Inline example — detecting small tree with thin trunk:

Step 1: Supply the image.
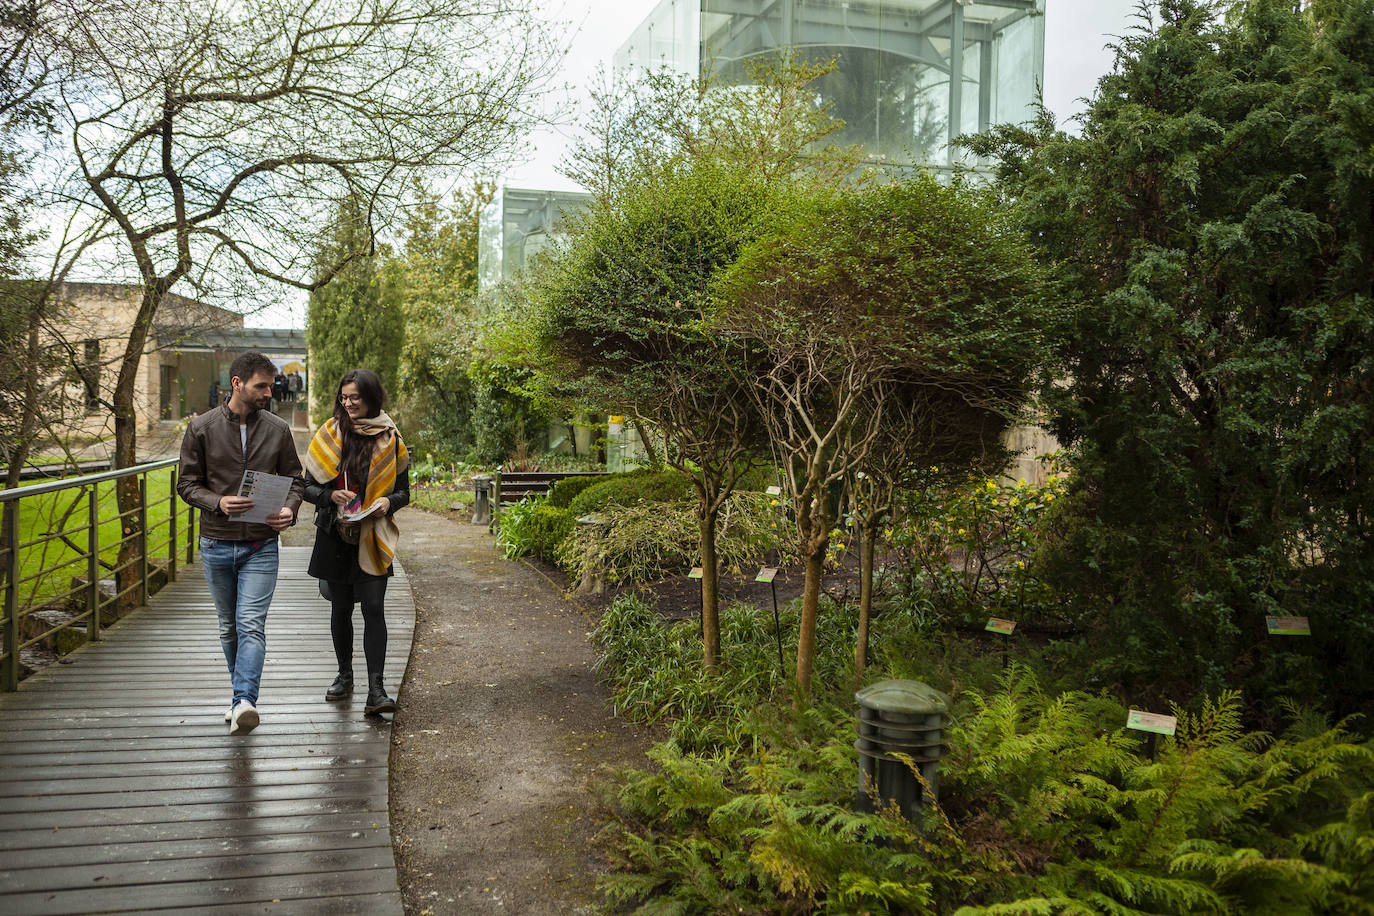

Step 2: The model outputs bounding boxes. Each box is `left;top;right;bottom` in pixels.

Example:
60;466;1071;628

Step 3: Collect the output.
532;158;771;673
846;382;1014;685
713;176;1047;697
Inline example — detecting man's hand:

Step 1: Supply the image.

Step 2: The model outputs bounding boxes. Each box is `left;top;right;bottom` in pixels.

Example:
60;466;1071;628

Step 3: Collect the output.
265;506;295;531
219;495;254;517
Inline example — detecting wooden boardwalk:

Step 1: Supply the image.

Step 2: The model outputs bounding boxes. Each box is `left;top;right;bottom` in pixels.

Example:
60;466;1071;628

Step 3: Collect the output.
0;547;414;915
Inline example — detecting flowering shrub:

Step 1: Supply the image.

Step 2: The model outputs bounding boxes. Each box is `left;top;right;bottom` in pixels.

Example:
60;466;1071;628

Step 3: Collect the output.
888;468;1070;628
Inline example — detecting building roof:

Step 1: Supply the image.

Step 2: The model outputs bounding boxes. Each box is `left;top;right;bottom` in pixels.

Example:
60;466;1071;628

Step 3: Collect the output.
158;326;306;357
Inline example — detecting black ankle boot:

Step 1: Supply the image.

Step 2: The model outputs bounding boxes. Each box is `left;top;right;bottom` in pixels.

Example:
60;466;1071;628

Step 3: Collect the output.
364;673;397;715
325;670;353;701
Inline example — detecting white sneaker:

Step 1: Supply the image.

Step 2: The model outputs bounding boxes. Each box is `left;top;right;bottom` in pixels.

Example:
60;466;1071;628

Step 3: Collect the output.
229;701;259;735
224;705;233;723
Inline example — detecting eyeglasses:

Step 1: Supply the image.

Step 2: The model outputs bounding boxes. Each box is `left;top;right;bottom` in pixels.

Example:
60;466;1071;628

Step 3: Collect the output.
339;394;363;405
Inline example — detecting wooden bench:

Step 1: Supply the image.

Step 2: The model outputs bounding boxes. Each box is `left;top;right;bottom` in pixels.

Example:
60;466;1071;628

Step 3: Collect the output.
472;469;608;528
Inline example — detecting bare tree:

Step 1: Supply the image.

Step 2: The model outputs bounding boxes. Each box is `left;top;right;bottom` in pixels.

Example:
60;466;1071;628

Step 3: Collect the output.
41;0;559;473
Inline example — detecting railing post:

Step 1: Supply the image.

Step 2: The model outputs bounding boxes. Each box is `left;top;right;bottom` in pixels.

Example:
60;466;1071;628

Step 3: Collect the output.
168;466;178;582
3;502;18;691
186;500;195;567
138;474;148;607
88;483;100;643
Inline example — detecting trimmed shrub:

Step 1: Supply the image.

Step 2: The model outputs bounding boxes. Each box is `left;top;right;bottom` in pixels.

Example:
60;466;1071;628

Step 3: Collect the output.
495;499;575;561
558;491;791;586
548;473;610;509
566;468;695;517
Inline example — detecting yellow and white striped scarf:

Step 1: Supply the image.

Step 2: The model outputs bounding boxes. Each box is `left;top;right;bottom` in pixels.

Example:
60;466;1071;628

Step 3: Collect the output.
305;412;409;575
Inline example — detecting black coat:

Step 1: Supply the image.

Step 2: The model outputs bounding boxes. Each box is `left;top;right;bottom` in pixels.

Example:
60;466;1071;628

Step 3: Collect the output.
302;459;410;583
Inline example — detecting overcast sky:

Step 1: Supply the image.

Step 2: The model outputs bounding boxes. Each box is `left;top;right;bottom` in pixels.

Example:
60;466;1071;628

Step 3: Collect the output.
254;0;1139;327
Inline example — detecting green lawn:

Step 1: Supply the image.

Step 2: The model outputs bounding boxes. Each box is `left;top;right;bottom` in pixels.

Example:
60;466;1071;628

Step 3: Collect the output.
6;467;190;611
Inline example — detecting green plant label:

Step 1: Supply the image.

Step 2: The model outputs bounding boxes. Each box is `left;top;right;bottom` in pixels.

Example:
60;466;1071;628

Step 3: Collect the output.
1266;616;1310;636
688;567;703;579
755;567;778;583
765;485;782;496
1126;709;1177;736
985;617;1016;635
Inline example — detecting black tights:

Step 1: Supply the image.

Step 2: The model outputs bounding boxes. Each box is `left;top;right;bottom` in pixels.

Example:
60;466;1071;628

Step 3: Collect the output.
329;578;388;677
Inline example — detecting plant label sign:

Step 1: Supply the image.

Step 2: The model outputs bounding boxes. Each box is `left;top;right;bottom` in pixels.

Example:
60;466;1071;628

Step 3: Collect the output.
1266;616;1311;636
755;567;778;583
1126;709;1177;736
688;567;703;579
765;485;782;496
985;617;1016;635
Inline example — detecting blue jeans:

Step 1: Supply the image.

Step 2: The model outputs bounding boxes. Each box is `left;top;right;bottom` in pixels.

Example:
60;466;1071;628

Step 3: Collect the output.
199;536;279;706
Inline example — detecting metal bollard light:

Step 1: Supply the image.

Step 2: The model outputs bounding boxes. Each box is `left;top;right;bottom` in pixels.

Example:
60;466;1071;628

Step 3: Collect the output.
470;474;492;526
855;679;949;821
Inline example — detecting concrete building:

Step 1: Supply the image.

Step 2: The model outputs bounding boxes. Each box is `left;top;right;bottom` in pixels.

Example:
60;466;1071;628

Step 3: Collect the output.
49;283;307;440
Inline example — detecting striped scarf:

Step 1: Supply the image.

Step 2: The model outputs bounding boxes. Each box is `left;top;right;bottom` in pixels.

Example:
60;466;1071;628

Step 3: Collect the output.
305;412;409;575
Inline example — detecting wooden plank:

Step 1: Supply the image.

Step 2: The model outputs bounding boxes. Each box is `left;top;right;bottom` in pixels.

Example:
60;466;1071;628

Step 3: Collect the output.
0;546;411;914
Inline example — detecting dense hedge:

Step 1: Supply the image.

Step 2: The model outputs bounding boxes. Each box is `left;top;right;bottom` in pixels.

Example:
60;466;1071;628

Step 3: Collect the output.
548;474;610;509
566;469;696;517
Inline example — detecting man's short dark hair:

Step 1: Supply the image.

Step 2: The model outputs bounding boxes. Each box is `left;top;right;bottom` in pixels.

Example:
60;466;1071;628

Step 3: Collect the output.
229;351;277;384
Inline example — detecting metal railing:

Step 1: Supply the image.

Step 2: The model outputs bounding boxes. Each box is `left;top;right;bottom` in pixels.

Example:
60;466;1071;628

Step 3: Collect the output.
0;458;197;690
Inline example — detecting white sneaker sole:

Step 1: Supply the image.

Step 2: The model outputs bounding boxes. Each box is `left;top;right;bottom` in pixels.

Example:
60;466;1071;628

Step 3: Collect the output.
229;705;259;735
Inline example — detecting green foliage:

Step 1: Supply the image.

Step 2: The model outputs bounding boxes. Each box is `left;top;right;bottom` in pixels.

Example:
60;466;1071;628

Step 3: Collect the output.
390;181;488;461
593;600;1374;916
591;593;855;752
565;469;695;517
494;499;574;562
947;669;1374;916
560;492;791;589
965;0;1374;711
888;471;1071;630
305;197;403;422
548;473;609;509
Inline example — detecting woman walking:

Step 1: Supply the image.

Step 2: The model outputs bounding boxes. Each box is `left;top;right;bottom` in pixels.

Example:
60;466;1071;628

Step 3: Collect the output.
303;368;410;715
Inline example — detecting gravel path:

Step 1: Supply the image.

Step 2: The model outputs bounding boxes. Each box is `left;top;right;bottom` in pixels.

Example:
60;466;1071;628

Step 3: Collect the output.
384;509;652;915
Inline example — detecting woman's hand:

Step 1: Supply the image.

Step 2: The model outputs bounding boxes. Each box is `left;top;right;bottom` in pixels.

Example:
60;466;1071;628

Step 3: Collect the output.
371;497;391;516
331;488;357;507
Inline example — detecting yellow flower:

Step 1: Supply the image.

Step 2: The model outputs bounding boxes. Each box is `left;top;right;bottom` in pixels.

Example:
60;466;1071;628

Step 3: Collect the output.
957;528;966;536
770;499;778;506
771;522;777;528
834;543;846;551
985;480;996;491
929;465;938;473
1010;497;1019;507
1046;494;1055;502
1017;560;1026;569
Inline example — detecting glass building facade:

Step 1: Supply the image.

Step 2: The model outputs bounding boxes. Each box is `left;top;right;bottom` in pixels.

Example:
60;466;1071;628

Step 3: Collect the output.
614;0;1046;169
477;186;592;290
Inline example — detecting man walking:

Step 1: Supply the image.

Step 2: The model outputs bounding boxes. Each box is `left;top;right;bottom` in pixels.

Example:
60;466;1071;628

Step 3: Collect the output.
178;352;303;734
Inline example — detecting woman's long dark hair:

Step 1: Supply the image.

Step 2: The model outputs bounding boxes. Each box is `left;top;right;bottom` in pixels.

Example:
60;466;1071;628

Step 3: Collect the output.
332;368;385;490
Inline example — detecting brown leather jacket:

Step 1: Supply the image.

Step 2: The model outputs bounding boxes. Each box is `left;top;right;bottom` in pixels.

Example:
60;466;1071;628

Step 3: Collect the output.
177;404;305;541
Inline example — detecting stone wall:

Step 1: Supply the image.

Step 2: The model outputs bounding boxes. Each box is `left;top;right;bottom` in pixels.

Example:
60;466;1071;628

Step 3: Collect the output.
51;283;242;436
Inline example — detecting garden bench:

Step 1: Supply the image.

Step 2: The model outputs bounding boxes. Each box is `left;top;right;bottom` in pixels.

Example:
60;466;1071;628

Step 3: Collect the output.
471;468;608;529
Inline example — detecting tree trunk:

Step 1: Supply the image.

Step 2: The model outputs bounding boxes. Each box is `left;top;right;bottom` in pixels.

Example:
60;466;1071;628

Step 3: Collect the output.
634;421;659;467
111;283;163;614
6;301;46;490
794;485;829;698
796;538;825;698
699;509;721;675
854;517;878;687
